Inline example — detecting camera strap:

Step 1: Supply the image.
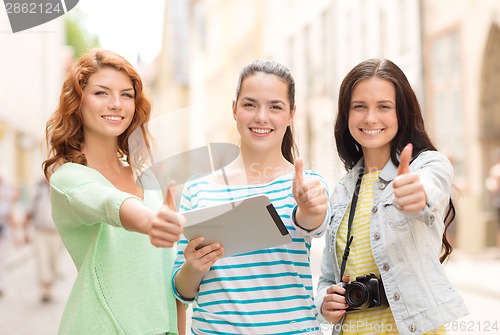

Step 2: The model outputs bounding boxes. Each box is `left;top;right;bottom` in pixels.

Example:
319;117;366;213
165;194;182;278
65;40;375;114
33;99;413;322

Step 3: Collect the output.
339;171;364;281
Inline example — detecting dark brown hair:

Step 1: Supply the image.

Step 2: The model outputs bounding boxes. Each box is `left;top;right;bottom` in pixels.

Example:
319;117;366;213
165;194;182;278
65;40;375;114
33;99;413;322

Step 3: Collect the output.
235;60;298;163
335;58;455;262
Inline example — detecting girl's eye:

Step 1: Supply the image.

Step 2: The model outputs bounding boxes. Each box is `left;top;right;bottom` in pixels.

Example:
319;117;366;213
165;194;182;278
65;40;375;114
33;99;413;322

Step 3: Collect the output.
95;91;107;96
122;93;134;98
270;105;283;110
243;103;255;108
379;105;392;110
353;104;366;110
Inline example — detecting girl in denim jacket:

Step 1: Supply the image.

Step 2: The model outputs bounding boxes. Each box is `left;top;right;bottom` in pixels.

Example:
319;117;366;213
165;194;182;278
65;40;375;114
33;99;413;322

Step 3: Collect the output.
316;59;468;335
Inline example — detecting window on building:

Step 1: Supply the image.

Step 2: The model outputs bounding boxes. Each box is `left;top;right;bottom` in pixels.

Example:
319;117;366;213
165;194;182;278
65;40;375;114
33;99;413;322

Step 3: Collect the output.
192;0;207;51
430;30;464;177
481;23;500;139
399;0;411;54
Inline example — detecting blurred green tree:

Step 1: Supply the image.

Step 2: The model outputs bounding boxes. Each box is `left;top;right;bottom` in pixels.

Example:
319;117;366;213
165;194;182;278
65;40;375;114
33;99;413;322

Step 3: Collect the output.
64;10;100;58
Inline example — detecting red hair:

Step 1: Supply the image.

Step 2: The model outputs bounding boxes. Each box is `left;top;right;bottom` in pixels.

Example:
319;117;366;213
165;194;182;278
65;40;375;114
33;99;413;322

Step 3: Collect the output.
43;49;152;180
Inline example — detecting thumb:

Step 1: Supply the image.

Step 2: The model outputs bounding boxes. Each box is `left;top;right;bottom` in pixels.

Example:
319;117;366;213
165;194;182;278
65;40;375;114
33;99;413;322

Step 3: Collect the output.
398;143;413;175
164;180;177;209
294;157;304;182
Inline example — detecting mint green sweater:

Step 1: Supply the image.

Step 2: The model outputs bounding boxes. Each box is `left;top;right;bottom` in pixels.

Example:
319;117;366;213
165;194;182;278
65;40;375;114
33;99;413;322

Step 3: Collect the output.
50;163;178;335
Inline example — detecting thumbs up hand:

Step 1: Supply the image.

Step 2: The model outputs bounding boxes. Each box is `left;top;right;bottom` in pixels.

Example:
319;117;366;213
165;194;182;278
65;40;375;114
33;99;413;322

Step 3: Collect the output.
292;158;328;230
149;182;185;247
393;144;427;213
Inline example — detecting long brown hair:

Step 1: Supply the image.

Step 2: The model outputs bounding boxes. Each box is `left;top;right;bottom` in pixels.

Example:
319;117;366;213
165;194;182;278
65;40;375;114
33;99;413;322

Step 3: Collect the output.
335;58;455;262
43;49;152;180
234;60;298;163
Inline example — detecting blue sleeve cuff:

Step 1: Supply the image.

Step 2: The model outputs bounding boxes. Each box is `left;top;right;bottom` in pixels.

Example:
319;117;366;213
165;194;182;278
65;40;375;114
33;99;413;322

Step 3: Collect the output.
171;266;196;304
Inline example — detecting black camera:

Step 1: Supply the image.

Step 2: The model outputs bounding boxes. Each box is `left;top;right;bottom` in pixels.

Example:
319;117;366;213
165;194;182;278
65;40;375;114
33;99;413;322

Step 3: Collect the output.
339;274;389;312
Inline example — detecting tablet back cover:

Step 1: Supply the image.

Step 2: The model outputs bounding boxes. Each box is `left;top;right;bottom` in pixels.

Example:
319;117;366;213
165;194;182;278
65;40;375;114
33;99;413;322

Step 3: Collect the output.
182;195;291;257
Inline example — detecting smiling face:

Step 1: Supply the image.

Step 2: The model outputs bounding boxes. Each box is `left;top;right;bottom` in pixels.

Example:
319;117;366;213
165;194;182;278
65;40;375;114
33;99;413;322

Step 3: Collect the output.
81;67;135;143
348;77;398;165
232;72;295;158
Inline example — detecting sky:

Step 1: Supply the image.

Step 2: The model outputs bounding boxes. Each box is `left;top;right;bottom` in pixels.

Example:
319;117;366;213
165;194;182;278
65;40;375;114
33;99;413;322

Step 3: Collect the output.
73;0;166;66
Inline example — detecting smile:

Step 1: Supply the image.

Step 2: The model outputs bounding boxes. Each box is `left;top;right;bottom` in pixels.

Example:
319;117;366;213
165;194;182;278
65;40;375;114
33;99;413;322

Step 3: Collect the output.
102;115;124;121
361;128;383;135
250;128;272;134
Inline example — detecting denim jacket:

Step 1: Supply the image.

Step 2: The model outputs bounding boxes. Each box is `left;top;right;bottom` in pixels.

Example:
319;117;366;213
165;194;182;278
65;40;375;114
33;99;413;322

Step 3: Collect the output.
315;151;468;335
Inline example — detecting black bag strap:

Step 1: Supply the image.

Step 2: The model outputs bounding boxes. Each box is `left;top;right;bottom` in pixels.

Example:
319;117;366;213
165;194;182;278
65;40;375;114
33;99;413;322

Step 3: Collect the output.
339;171;364;281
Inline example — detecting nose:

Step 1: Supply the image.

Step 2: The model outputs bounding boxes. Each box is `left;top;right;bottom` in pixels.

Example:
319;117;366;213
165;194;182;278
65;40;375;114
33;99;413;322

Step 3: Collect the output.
254;106;269;123
364;108;377;124
108;94;122;110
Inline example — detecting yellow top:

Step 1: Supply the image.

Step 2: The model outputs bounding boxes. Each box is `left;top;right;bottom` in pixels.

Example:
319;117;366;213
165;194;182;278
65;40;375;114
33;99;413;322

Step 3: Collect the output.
336;171;446;335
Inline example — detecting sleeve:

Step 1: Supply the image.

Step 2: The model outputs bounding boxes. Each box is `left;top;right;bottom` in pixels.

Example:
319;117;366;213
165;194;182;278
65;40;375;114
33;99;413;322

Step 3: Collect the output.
315;242;340;322
315;185;342;324
171;183;195;303
50;164;139;229
290;170;331;238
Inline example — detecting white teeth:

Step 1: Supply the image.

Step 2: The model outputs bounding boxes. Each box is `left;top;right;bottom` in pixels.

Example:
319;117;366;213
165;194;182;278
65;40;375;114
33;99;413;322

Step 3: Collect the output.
362;129;382;135
102;116;123;121
251;128;272;134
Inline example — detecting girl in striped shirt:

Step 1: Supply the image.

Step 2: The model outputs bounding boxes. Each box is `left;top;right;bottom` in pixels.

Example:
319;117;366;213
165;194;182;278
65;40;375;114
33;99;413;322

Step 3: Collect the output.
173;60;330;334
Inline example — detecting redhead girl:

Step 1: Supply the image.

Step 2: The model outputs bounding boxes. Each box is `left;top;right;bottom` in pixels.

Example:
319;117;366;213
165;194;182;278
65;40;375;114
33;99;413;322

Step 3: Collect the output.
44;49;185;335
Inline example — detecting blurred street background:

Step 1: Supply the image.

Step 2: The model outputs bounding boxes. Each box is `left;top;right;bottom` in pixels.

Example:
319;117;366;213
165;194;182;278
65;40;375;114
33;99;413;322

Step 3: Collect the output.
1;0;500;334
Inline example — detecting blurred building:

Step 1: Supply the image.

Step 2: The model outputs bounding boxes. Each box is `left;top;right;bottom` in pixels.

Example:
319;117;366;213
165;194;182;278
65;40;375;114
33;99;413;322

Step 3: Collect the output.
421;0;500;252
257;0;424;185
154;0;499;252
0;12;67;189
153;0;422;181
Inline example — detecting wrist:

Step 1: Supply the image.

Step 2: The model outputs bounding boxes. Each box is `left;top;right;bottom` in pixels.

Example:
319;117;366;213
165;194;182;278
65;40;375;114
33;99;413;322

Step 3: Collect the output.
294;206;327;231
176;264;203;300
292;206;312;232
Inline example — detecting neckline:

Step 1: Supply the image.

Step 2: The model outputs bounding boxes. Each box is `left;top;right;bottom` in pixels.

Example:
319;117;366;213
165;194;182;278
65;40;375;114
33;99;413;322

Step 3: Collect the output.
65;162;145;200
200;170;296;188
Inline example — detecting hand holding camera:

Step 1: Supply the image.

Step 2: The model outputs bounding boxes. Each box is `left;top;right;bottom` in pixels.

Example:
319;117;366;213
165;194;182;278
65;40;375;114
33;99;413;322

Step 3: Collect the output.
338;274;389;312
321;276;350;324
322;273;389;324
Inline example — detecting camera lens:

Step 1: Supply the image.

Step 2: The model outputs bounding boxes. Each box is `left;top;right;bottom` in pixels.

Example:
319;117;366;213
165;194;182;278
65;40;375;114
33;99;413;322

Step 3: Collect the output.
345;282;371;310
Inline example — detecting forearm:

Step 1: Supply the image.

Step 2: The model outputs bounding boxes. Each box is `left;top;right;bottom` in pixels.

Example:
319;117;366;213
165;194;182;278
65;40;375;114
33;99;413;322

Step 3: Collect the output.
174;264;205;301
119;197;154;234
176;300;186;335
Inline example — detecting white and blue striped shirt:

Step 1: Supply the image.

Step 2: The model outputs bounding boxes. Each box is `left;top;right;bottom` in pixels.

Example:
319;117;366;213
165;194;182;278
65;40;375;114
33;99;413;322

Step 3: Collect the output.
173;170;329;334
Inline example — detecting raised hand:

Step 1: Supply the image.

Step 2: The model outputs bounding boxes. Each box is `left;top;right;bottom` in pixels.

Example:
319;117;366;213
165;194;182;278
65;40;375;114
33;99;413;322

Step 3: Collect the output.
292;157;328;230
397;143;412;175
148;183;185;247
393;143;427;213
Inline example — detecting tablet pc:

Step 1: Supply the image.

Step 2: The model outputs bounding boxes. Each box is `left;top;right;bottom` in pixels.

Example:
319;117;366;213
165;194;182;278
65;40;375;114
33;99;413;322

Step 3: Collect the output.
182;195;291;257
